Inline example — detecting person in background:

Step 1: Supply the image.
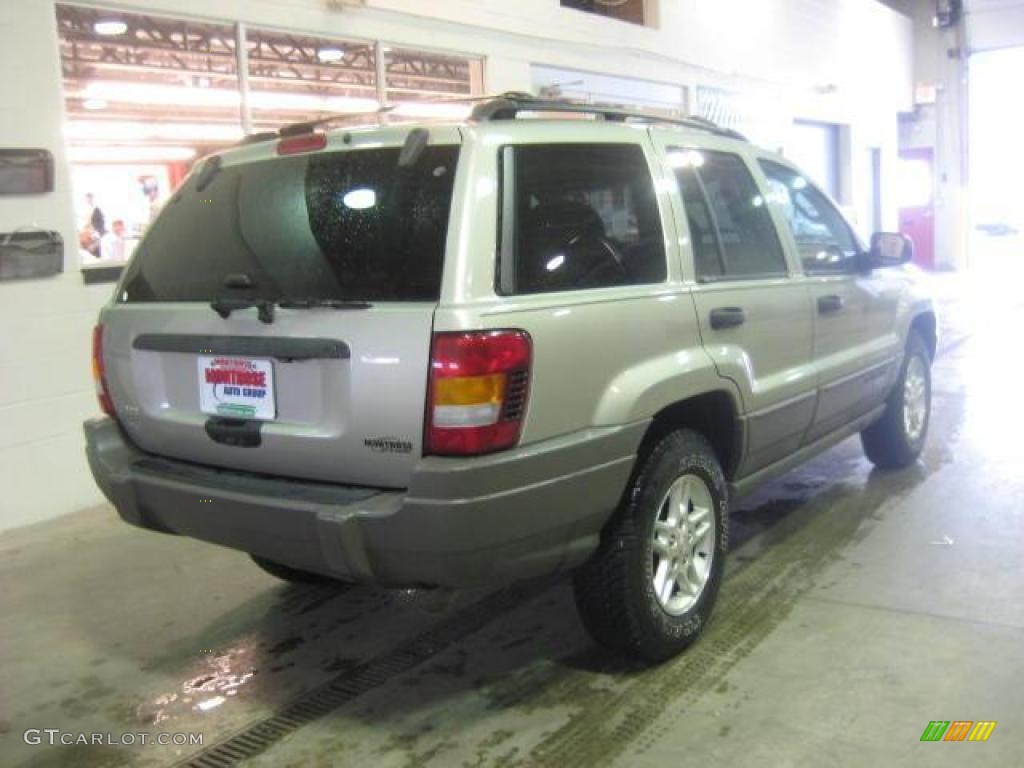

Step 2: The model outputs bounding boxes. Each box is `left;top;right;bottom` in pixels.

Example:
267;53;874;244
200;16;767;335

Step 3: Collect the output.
79;192;106;257
140;177;162;224
85;192;106;236
100;219;126;262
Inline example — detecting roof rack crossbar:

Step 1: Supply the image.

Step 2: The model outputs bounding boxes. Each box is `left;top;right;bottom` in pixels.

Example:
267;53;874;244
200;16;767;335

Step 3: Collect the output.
470;94;748;141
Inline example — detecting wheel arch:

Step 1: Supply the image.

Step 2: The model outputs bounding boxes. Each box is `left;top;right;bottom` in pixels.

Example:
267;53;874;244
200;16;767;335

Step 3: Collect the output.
910;311;937;361
634;390;744;481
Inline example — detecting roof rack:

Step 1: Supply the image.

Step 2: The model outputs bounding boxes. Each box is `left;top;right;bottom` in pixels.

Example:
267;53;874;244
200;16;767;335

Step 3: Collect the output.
470;93;748;141
233;91;747;149
272;92;515;140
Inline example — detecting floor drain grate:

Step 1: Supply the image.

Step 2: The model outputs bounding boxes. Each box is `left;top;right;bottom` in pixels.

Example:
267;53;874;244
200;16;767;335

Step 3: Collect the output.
175;578;551;767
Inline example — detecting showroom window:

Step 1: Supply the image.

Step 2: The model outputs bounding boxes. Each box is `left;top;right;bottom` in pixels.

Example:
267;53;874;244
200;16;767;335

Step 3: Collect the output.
498;143;666;295
54;4;483;274
560;0;651;26
243;28;381;132
384;46;484;117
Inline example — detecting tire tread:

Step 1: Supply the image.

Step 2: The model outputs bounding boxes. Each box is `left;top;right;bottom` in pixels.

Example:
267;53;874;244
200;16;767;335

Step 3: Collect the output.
573;429;727;661
861;330;931;469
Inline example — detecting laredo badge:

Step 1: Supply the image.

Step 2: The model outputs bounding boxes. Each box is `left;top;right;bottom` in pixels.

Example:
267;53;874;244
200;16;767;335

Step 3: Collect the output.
364;437;413;454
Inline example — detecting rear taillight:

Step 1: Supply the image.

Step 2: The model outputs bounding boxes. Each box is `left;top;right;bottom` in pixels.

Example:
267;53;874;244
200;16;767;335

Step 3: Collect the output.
92;324;115;417
426;330;531;456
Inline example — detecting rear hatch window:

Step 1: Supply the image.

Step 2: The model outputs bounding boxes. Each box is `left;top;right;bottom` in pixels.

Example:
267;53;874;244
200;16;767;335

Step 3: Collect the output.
119;143;460;303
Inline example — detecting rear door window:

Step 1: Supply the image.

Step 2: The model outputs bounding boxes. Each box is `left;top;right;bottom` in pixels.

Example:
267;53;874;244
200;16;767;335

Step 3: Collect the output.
669;149;788;281
498;143;667;294
120;144;460;303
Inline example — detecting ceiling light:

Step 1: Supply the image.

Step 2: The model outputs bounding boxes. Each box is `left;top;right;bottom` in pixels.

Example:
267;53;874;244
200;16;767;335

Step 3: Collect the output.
93;19;128;36
317;46;345;63
82;98;107;110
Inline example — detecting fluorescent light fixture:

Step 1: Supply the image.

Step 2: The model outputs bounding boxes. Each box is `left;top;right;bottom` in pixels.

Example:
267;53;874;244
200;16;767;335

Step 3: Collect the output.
82;98;107;110
81;81;380;113
67;120;244;142
317;46;345;63
342;188;376;210
93;19;128;36
69;145;197;163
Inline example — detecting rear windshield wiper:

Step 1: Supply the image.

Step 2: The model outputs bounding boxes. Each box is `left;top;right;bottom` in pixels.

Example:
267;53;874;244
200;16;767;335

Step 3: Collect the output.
211;297;275;324
277;298;373;310
210;295;371;323
211;273;275;323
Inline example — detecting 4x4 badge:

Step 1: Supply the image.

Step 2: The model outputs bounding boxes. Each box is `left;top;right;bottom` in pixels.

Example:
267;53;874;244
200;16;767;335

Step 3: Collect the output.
363;437;413;454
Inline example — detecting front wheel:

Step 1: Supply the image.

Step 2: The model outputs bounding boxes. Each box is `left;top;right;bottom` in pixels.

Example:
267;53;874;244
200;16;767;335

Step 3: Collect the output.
861;330;932;469
572;429;729;662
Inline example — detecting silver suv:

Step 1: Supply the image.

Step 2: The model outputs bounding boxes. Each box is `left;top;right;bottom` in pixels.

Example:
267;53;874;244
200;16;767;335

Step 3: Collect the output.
85;95;935;661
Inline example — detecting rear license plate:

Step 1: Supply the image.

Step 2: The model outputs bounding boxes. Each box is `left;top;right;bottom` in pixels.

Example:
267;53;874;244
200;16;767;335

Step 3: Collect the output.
198;356;276;420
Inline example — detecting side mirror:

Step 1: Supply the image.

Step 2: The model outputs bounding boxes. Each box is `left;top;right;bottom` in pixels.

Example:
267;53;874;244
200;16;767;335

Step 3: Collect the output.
864;232;913;269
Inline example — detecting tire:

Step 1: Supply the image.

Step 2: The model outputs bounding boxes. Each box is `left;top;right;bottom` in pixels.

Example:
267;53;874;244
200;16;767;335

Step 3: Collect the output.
250;554;342;585
572;429;729;662
860;330;932;470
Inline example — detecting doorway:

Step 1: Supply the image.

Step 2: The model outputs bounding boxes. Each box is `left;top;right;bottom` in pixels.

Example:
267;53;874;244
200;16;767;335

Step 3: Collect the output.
969;46;1024;284
897;148;935;270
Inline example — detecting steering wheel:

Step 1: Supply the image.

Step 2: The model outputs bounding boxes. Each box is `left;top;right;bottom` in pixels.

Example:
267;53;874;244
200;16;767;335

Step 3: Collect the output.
575;234;629;287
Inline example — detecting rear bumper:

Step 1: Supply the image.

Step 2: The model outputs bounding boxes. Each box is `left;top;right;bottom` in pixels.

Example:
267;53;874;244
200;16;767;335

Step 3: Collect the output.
85;417;646;587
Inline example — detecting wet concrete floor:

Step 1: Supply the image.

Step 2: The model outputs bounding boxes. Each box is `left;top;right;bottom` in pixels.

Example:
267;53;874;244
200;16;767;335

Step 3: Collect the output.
2;270;1022;768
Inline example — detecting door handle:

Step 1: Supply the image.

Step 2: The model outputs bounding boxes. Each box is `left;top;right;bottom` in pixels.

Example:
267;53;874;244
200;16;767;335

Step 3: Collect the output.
710;306;746;330
817;295;844;314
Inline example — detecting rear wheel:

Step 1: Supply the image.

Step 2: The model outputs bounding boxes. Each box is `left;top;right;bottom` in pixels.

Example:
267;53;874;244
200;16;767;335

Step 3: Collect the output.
573;429;728;662
250;555;341;585
861;330;932;469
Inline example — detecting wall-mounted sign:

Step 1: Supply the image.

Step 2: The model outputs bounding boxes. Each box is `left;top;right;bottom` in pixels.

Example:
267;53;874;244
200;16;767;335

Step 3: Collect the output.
0;149;54;195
